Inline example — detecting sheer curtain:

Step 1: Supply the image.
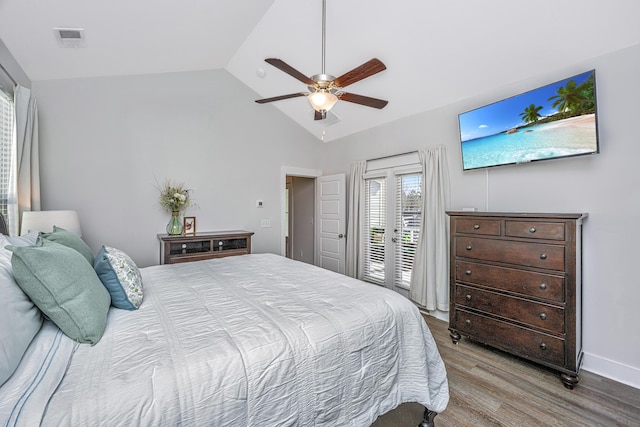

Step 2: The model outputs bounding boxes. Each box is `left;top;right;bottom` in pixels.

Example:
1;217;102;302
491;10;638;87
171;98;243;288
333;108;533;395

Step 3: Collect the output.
345;160;366;278
409;146;451;311
8;85;40;236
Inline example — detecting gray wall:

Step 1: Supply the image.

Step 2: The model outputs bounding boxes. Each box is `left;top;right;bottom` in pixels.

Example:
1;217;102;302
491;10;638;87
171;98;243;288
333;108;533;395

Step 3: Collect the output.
290;176;315;264
322;44;640;389
0;38;30;89
32;69;323;268
27;40;640;388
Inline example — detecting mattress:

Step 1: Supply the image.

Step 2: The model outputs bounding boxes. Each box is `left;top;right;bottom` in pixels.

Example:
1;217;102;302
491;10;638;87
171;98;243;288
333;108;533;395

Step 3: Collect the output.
1;253;448;426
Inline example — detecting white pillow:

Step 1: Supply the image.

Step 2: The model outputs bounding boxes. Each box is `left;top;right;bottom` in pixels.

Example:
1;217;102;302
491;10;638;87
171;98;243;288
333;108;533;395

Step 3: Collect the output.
6;231;39;247
0;235;43;386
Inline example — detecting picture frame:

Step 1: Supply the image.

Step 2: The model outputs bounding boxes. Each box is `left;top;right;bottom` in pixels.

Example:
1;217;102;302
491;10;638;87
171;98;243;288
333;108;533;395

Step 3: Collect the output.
183;216;196;235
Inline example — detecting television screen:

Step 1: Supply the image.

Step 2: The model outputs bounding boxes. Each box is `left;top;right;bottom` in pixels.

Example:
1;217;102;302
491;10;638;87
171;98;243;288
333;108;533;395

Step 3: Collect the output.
458;70;599;171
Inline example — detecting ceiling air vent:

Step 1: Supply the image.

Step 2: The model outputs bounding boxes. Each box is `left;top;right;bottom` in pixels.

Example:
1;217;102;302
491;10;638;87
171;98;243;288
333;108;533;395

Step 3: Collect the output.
54;28;86;48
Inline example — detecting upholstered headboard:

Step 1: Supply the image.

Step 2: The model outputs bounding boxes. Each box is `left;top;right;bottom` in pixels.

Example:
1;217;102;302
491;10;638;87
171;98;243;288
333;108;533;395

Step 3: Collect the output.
0;213;8;235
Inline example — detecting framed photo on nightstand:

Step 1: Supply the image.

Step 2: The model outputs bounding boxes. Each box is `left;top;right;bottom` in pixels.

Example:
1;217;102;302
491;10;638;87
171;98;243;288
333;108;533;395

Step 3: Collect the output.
183;216;196;235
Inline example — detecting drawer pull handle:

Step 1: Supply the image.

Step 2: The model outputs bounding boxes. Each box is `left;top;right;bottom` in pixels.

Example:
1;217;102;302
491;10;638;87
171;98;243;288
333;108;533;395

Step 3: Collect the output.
473;224;480;230
466;245;472;251
539;283;547;290
465;270;472;276
181;244;187;249
465;294;472;301
539;313;547;320
540;253;547;260
529;227;537;233
465;319;471;326
540;343;547;350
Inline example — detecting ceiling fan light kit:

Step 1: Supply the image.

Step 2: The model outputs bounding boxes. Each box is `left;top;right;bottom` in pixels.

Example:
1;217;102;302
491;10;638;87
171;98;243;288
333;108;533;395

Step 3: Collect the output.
308;90;338;112
255;0;388;121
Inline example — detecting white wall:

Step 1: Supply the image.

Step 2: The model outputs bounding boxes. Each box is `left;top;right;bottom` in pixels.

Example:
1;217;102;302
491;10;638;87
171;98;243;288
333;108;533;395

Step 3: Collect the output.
32;69;323;267
322;44;640;389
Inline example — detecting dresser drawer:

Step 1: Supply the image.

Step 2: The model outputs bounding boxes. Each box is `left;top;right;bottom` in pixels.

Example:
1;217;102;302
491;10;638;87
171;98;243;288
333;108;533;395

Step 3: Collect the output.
455;237;565;271
455;285;565;333
506;221;565;241
454;218;501;236
452;309;565;366
455;261;565;302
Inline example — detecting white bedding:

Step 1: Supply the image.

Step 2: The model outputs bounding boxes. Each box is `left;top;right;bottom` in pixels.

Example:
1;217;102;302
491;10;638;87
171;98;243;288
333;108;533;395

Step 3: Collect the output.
2;253;448;426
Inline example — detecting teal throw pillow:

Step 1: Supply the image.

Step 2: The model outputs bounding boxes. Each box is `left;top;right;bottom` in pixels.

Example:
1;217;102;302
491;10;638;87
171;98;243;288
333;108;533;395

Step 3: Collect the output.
40;225;94;265
9;240;111;344
94;246;143;310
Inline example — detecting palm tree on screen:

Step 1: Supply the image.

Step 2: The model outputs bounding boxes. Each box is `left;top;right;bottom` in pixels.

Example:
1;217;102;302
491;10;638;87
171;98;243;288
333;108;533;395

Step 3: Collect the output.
548;79;586;114
519;104;543;124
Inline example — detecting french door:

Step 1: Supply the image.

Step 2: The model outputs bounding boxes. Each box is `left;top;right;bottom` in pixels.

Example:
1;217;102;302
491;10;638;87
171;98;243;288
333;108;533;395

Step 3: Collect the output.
363;169;422;292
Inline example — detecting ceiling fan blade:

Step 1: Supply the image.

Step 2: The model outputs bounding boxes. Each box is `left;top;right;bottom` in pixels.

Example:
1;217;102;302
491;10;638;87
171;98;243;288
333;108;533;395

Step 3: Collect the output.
339;92;388;109
314;110;326;121
255;92;308;104
333;58;386;88
265;58;316;86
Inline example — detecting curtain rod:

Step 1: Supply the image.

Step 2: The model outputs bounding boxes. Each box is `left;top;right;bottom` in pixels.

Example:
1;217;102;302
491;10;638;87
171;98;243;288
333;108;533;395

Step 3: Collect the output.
367;150;418;162
0;63;17;86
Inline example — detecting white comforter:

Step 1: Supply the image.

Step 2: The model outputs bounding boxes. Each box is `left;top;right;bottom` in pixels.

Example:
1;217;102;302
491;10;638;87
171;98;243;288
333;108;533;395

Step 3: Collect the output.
2;254;448;426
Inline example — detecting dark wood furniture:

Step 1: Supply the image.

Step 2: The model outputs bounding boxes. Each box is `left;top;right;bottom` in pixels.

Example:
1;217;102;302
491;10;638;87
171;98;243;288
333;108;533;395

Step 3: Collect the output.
0;212;8;235
446;212;587;389
158;230;254;265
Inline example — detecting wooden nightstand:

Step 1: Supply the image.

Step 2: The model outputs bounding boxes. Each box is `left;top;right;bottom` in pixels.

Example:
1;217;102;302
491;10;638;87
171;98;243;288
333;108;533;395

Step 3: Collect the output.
158;230;254;265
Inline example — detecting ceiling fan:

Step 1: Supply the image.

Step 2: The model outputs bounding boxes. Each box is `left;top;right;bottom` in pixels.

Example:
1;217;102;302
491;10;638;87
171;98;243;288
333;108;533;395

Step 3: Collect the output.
255;0;388;120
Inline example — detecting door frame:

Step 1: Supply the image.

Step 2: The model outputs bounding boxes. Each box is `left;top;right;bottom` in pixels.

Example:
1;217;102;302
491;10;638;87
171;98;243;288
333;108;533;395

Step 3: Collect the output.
280;166;322;258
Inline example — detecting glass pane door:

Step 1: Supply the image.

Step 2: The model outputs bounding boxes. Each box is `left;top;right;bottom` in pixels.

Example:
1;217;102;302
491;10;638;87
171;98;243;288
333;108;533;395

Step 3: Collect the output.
394;173;422;289
364;177;386;285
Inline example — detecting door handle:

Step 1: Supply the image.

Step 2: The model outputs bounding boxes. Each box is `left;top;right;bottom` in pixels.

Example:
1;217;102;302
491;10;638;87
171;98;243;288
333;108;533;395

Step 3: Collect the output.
338;233;344;239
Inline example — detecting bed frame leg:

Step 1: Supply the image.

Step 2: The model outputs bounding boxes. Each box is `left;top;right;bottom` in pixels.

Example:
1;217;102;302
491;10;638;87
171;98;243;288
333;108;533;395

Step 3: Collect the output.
417;408;437;427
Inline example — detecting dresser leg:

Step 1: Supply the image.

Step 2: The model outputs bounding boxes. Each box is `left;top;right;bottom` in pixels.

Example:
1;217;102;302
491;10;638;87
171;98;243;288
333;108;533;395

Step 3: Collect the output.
561;373;579;389
448;328;461;344
417;408;437;427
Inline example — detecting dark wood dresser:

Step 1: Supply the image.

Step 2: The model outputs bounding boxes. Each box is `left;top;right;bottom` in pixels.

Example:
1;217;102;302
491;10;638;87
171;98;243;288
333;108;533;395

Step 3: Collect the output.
447;212;587;388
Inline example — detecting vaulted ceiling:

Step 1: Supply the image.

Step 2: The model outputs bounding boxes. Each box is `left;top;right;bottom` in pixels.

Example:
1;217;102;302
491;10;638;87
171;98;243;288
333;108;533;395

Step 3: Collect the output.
1;0;639;142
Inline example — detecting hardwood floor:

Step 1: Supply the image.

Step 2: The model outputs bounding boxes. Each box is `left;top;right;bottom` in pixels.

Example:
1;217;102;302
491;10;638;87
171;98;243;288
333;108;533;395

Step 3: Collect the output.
372;315;640;427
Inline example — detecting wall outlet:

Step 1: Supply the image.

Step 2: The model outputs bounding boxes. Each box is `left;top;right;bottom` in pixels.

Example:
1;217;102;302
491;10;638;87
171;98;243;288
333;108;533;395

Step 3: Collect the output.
256;200;264;208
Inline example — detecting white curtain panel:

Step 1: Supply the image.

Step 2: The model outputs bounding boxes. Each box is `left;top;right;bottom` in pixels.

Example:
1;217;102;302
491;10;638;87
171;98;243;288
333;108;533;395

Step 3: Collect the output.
8;85;40;236
410;146;451;311
345;160;366;278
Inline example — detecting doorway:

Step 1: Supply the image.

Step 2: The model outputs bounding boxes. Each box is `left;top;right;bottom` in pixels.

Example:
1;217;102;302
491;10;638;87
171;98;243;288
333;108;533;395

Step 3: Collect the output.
280;167;346;273
286;175;316;265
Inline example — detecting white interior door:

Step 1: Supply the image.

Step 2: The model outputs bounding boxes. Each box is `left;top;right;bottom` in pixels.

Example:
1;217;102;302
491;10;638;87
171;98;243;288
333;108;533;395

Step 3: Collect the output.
316;174;346;274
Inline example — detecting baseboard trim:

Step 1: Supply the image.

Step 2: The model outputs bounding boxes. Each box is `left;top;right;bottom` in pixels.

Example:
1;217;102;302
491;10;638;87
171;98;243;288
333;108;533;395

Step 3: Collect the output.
418;308;449;323
418;308;640;391
582;352;640;390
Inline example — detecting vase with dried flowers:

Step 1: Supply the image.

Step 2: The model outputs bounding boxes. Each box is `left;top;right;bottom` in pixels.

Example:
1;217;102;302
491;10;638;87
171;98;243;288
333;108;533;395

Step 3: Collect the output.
158;180;193;235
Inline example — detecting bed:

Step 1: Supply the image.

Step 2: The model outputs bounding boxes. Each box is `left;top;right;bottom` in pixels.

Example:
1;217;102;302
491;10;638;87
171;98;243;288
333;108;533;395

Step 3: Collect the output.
0;229;448;426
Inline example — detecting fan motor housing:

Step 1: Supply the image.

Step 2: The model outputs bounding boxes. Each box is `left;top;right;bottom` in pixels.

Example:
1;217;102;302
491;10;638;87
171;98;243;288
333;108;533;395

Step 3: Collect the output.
311;74;336;89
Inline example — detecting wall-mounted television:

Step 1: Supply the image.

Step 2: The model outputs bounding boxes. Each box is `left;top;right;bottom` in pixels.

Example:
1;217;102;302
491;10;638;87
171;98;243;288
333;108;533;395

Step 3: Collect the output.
458;70;599;171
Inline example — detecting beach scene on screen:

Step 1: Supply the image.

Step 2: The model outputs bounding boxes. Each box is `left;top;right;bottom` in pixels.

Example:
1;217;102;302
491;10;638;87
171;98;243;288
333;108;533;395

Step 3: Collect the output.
459;70;598;170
